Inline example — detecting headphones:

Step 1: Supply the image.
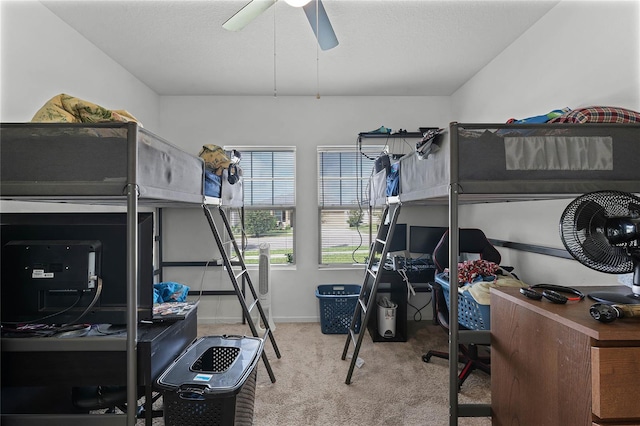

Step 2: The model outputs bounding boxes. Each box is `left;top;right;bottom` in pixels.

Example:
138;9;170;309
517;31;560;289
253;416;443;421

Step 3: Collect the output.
227;164;239;184
520;284;585;304
227;150;242;185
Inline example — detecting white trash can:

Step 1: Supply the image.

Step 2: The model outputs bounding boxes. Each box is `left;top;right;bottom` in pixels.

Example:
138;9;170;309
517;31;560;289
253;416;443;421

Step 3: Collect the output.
377;297;397;338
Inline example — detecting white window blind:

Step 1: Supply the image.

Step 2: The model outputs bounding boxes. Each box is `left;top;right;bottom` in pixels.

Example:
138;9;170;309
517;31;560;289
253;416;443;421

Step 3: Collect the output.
228;147;295;264
241;149;295;207
318;145;385;264
318;145;383;207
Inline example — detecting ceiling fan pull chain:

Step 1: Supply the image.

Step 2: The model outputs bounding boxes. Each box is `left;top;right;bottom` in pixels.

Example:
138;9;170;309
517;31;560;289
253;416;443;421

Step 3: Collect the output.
316;0;320;99
274;3;277;98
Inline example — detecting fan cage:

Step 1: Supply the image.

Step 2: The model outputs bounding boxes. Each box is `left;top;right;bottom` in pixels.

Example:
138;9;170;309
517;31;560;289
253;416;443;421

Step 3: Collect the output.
560;190;640;274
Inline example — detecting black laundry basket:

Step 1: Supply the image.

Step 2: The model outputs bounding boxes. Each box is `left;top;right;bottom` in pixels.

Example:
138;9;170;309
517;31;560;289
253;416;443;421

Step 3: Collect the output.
156;335;264;426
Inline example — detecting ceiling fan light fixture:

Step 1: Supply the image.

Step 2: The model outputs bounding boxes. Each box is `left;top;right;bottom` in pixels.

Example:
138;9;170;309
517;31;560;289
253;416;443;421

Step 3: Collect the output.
284;0;311;7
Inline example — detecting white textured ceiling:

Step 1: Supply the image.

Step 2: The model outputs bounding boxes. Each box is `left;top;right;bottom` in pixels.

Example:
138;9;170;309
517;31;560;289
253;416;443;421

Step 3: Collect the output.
42;0;559;96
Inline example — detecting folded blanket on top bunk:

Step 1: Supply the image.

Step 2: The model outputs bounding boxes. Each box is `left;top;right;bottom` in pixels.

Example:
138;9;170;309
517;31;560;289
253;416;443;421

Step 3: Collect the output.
549;106;640;123
31;94;140;125
507;106;640;125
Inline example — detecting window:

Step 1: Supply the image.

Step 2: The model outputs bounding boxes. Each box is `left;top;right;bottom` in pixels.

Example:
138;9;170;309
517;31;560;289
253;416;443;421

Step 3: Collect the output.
228;148;295;265
318;145;384;265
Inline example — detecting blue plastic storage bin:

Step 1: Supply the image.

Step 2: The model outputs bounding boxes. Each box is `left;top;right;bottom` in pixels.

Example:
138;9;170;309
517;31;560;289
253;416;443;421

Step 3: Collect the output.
435;272;491;330
315;284;361;334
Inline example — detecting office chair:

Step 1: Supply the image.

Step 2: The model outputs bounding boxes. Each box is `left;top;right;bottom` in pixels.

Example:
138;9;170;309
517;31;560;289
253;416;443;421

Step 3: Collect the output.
422;228;500;391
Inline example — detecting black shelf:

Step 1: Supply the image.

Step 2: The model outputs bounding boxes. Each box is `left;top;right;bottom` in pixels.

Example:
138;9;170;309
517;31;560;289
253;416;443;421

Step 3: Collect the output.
367;269;434;342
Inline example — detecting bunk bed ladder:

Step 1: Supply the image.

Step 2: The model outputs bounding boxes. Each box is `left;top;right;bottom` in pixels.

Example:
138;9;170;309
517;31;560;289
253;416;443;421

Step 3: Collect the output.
202;204;282;383
341;202;401;384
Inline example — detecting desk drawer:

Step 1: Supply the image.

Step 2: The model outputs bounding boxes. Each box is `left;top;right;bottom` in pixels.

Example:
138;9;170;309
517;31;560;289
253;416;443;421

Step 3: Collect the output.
592;346;640;420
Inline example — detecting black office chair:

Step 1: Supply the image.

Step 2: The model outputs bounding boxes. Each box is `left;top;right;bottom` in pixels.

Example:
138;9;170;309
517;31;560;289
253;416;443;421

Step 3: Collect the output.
422;228;500;391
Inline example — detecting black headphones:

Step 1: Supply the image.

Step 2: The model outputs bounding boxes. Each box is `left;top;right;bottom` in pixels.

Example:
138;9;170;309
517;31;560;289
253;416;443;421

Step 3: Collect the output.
520;284;585;304
227;164;239;185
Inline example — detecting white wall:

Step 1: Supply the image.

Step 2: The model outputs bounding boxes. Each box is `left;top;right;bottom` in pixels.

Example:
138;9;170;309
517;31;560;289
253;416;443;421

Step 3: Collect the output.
0;1;161;213
451;0;640;287
2;0;638;324
452;0;639;123
0;1;160;129
158;96;451;323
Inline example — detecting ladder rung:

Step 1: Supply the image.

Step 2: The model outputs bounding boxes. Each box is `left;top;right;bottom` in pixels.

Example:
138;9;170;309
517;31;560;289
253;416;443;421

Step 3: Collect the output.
366;268;377;279
234;269;247;280
247;299;259;313
375;238;386;244
349;328;358;345
261;328;271;341
358;298;368;314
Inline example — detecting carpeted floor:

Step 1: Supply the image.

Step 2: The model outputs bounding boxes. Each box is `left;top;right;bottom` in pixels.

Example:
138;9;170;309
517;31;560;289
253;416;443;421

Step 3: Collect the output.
137;321;491;425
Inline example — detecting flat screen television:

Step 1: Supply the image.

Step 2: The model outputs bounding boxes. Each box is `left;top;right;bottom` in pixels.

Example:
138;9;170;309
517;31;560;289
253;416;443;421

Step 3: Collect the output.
1;212;154;326
409;226;448;256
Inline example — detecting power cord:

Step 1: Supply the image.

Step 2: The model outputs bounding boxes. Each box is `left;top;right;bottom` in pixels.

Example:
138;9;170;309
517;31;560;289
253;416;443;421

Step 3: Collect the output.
408;294;432;322
397;267;432;322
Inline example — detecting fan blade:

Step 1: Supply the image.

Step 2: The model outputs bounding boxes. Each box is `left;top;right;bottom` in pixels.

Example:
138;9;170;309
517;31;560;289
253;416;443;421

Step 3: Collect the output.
574;200;606;231
302;0;339;50
223;0;276;32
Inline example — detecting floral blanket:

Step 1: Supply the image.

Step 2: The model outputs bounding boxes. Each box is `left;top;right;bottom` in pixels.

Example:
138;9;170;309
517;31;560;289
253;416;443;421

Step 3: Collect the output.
31;93;139;125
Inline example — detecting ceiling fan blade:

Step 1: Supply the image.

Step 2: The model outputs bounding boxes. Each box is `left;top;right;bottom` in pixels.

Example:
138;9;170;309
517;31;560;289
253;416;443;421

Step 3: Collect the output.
223;0;276;32
302;0;339;50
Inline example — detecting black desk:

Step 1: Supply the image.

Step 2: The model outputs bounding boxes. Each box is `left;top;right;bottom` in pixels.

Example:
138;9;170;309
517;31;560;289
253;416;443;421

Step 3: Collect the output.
367;267;434;342
1;308;197;425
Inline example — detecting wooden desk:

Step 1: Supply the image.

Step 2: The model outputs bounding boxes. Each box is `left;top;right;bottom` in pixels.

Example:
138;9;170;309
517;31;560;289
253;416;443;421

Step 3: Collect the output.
491;286;640;425
1;308;197;425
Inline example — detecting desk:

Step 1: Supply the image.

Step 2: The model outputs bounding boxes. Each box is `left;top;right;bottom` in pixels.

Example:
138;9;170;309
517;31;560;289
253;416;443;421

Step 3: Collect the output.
367;267;434;342
1;308;197;425
491;286;640;425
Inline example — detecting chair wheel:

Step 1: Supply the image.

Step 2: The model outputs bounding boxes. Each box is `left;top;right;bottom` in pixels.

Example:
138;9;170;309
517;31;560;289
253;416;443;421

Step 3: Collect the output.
422;353;432;363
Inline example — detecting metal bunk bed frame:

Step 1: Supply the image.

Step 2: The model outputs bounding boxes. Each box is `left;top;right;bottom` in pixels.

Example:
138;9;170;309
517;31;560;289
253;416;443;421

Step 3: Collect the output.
0;122;280;425
350;121;640;425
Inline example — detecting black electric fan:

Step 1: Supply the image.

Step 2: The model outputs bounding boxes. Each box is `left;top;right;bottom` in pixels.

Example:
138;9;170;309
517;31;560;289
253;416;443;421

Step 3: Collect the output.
560;190;640;304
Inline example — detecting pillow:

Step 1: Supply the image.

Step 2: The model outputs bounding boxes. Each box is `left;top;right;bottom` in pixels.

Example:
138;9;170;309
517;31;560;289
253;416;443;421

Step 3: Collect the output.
549;106;640;123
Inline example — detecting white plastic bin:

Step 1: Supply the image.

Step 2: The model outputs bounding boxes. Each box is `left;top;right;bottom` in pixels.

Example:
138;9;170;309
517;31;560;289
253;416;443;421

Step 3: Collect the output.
377;297;397;338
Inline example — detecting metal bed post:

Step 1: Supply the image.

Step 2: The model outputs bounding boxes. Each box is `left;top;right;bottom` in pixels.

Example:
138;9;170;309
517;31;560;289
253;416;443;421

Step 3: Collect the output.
448;125;460;426
448;123;492;423
126;123;140;426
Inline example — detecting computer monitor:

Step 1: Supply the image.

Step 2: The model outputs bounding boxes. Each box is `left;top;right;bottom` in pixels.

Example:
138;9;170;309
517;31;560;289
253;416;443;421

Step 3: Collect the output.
377;223;407;253
1;212;154;325
409;226;448;256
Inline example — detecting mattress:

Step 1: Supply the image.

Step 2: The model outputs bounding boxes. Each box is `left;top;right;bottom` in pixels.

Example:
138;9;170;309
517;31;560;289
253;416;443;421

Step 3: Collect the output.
0;122;217;205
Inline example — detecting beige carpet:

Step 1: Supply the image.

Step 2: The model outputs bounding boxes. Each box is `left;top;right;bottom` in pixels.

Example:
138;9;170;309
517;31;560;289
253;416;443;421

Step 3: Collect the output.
139;321;491;425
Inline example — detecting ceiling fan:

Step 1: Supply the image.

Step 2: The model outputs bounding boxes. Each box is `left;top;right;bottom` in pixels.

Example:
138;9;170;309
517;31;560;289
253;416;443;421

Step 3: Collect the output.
223;0;339;51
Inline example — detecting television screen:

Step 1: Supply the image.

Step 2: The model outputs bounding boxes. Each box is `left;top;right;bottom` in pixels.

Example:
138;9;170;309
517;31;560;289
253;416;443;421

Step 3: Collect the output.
409;226;448;255
1;212;154;325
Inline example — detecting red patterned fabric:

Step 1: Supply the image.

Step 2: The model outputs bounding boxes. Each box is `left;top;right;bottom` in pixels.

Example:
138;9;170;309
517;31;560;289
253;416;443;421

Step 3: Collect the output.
548;106;640;123
445;259;500;286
